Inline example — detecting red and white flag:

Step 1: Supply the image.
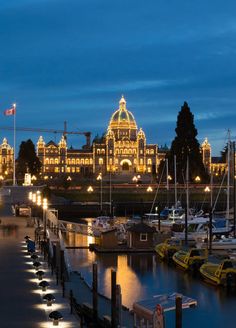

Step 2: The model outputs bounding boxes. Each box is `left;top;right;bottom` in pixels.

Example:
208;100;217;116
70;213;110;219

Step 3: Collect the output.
4;107;16;116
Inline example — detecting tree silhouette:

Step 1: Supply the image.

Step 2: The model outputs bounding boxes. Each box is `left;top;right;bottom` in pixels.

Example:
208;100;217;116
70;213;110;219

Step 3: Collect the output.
17;139;41;178
159;102;209;183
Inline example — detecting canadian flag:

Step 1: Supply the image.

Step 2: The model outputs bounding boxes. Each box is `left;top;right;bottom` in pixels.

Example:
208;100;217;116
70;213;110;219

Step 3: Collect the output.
4;107;16;116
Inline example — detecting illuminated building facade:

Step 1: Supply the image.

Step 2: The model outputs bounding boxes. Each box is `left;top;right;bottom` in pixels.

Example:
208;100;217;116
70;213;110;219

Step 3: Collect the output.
0;138;14;178
37;96;160;177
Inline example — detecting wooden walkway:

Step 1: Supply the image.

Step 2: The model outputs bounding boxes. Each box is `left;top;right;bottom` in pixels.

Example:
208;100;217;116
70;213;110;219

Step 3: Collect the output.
0;208;79;328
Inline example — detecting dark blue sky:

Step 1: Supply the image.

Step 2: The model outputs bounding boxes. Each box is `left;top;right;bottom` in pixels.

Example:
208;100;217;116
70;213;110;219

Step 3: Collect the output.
1;0;236;155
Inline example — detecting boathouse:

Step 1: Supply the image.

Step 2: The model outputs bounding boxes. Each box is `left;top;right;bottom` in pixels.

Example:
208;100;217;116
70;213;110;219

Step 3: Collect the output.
100;229;118;249
127;223;156;249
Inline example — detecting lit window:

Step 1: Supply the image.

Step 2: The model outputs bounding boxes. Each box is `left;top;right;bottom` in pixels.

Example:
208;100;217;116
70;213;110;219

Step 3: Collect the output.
99;158;103;165
140;233;147;241
55;167;59;173
67;167;70;172
147;158;152;165
76;167;80;172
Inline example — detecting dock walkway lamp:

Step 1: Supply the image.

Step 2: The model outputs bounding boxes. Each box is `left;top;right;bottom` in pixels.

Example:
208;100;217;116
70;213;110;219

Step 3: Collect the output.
97;173;102;213
43;198;48;241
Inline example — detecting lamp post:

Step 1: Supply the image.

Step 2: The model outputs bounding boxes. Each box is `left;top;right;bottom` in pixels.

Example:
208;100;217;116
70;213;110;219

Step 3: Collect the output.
43;198;48;241
97;173;102;213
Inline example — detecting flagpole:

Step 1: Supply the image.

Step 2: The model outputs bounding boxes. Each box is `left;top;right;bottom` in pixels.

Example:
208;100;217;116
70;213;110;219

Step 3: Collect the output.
13;103;16;186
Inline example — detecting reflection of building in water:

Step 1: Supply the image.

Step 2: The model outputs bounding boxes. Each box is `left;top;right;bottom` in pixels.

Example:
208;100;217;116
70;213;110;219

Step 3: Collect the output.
103;255;142;308
96;253;118;268
127;254;154;275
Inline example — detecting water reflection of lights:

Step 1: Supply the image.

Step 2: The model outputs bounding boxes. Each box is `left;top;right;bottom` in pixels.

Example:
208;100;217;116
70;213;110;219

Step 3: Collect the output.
103;255;142;305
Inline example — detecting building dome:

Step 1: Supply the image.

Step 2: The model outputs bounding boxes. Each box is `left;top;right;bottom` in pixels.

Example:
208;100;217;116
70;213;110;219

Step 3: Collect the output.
108;96;137;131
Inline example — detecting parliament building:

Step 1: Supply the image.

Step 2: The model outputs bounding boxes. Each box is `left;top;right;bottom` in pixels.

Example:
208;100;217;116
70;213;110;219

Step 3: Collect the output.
0;97;232;180
36;96;162;177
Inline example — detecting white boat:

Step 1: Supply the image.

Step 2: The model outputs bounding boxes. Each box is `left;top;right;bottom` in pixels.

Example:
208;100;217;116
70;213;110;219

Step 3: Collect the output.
174;217;233;242
205;237;236;250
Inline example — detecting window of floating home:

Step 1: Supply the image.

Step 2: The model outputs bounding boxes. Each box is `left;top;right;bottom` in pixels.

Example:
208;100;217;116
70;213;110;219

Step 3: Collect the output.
140;233;147;241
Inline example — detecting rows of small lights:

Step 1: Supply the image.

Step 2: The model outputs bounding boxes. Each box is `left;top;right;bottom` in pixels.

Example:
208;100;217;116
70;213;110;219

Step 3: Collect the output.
22;236;73;327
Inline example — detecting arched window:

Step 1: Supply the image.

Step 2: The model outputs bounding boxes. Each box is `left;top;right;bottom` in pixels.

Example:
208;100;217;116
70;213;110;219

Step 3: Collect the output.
49;158;54;165
147;158;152;165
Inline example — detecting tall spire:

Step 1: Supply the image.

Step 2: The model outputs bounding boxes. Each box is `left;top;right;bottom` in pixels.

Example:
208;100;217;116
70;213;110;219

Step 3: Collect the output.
119;95;126;110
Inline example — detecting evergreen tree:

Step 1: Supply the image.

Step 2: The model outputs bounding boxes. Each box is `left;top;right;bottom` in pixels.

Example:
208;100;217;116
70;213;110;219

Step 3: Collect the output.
159;102;209;183
17;139;42;178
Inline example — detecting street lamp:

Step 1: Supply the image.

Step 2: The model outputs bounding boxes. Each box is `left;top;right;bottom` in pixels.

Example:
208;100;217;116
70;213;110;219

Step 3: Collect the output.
42;198;48;241
97;173;102;212
87;186;94;193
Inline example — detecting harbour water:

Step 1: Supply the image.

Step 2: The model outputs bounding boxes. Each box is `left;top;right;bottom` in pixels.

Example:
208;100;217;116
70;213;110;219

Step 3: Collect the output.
64;230;236;328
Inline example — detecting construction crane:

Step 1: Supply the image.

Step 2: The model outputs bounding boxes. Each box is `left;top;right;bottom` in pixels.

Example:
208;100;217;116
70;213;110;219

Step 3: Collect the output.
0;121;91;148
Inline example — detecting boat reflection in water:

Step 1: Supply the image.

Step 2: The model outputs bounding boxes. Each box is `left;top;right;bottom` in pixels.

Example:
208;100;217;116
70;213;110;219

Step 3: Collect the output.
65;231;236;328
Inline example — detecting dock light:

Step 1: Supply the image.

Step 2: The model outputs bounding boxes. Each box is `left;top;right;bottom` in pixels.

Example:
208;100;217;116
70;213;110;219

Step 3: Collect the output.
28;191;33;201
43;293;55;306
49;311;63;326
32;193;37;204
168;175;172;181
195;176;201;182
147;186;153;192
39;280;49;292
204;186;210;192
33;261;42;269
36;270;45;280
31;254;38;260
37;194;42;206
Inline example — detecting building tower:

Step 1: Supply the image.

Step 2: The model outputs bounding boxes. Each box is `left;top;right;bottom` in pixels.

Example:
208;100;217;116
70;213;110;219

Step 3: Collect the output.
201;138;211;173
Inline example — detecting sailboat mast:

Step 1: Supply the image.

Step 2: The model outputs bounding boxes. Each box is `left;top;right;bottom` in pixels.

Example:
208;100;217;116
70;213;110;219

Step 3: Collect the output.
174;155;177;206
166;158;169;206
227;131;231;220
185;156;189;245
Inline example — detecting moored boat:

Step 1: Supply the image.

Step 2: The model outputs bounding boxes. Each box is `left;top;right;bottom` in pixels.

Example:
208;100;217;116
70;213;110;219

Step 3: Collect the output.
172;248;208;271
200;258;236;287
155;238;182;262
